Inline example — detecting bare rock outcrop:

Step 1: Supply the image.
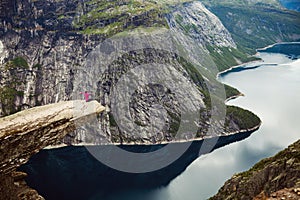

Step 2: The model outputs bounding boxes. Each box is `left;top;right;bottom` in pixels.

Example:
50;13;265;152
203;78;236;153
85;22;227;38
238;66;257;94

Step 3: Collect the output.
210;139;300;200
0;100;105;200
0;100;105;174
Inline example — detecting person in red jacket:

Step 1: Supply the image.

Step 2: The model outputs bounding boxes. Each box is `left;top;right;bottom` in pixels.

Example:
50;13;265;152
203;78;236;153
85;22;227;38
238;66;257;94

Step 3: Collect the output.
80;91;92;102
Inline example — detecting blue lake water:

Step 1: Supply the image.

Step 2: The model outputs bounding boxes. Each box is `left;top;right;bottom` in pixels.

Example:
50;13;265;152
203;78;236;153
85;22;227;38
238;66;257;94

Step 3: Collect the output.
20;44;300;200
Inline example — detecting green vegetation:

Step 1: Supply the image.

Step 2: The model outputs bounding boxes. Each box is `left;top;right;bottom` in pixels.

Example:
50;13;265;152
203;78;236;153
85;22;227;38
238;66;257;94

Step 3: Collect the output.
175;13;198;34
238;139;300;179
206;45;259;72
224;84;241;100
202;0;281;7
0;57;31;116
225;105;261;130
176;54;254;135
70;0;265;137
177;56;207;90
33;63;42;70
0;86;24;116
167;110;181;136
109;113;118;127
258;43;300;57
73;0;190;36
5;57;29;70
203;2;300;54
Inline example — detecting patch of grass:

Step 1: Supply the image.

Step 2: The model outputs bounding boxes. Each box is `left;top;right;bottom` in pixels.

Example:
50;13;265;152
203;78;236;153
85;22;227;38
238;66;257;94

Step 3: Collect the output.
0;86;24;116
177;56;207;90
206;45;258;72
73;0;190;36
5;57;29;70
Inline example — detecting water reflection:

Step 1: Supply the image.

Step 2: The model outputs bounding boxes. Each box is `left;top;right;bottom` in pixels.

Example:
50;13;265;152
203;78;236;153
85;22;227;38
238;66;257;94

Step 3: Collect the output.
157;53;300;199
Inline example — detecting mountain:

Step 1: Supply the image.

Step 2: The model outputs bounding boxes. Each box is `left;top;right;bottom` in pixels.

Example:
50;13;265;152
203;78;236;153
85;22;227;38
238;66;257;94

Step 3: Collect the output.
0;0;264;145
202;0;300;54
1;0;297;145
0;1;298;199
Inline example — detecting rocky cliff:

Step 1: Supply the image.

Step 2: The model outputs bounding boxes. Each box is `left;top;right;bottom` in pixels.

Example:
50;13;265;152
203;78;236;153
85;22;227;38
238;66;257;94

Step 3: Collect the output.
0;100;105;173
0;0;262;145
0;100;105;200
210;139;300;200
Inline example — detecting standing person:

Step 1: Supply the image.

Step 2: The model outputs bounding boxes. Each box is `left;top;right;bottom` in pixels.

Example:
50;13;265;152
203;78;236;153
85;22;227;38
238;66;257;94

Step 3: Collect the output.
80;91;92;102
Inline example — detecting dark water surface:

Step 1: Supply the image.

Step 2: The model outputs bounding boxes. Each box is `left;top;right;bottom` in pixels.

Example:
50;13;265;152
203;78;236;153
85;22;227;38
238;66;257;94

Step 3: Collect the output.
20;44;300;200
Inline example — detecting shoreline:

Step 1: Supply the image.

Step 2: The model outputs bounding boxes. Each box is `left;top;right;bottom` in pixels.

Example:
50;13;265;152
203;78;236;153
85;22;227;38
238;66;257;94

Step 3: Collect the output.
217;41;300;78
225;93;245;103
217;42;299;103
256;41;300;51
45;122;262;148
216;55;262;78
18;123;261;200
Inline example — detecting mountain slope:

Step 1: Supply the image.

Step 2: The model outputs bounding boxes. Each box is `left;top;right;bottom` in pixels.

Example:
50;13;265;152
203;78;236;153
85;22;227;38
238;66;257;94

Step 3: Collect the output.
210;139;300;200
0;0;265;145
202;0;300;54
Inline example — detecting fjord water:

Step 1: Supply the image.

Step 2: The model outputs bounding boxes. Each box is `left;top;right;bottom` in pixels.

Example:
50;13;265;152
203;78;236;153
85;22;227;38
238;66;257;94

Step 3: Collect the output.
148;49;300;200
98;45;300;199
20;44;300;200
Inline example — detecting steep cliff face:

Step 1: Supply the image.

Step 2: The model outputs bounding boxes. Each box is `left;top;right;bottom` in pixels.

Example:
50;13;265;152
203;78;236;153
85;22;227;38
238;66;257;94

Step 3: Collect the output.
167;1;236;48
0;0;261;145
166;1;259;72
210;139;300;200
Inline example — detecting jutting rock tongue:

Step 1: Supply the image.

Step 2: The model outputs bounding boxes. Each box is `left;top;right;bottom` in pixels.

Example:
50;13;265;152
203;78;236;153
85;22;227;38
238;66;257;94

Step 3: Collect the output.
0;100;105;174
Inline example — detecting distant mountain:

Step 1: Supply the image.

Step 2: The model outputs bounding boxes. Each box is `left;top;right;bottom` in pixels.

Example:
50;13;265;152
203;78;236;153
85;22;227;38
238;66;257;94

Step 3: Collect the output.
202;0;300;54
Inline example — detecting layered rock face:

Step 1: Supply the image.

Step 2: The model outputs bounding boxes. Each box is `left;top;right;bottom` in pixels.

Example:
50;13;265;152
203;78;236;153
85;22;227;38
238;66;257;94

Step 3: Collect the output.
210;139;300;200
